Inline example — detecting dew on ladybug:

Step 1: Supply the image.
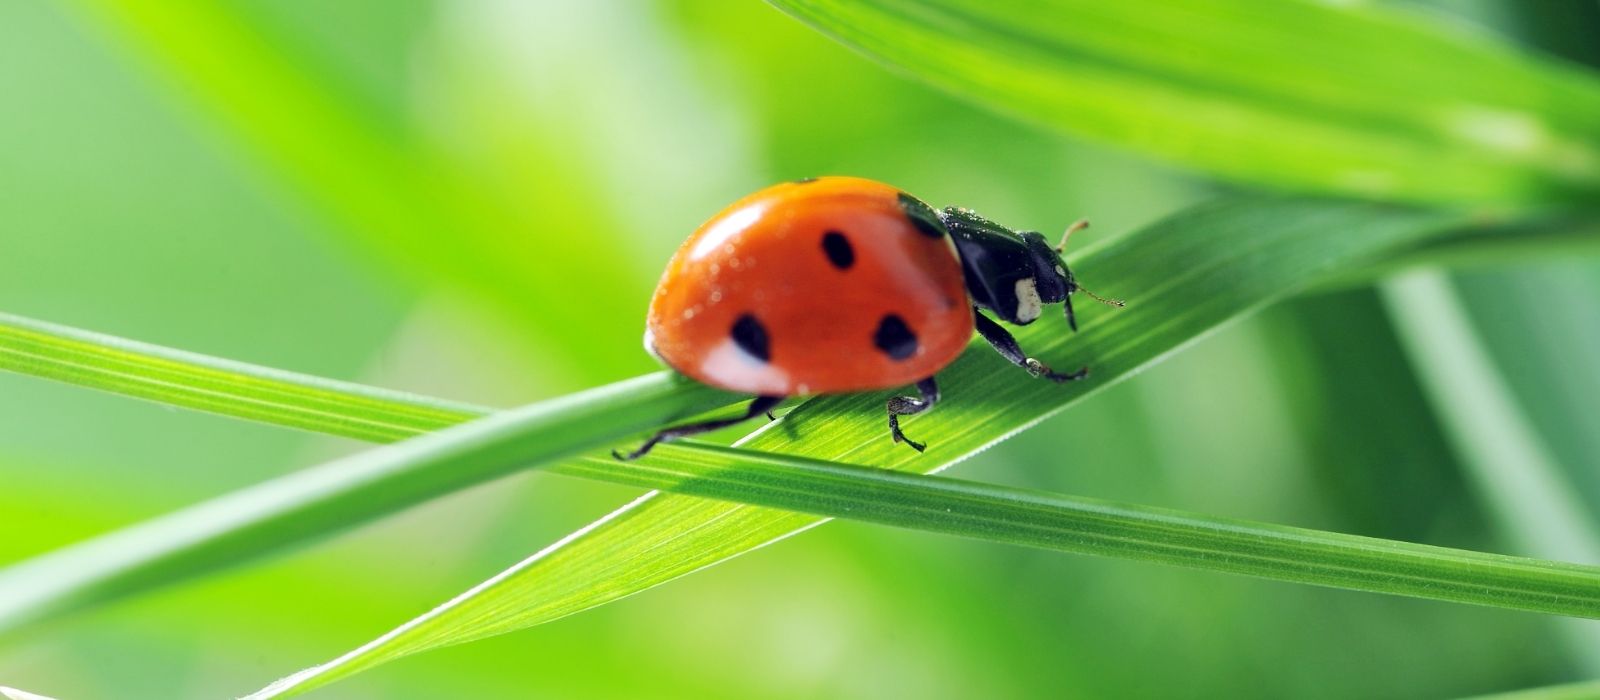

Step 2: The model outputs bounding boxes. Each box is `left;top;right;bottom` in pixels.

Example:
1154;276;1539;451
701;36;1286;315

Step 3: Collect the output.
614;176;1122;460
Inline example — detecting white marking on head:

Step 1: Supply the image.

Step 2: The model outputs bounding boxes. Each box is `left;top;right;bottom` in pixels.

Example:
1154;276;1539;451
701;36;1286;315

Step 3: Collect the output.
1015;277;1042;323
699;339;790;394
1055;265;1065;277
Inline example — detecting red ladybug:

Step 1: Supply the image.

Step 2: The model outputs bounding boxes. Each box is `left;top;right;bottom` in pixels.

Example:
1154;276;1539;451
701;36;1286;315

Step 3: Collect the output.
616;176;1119;460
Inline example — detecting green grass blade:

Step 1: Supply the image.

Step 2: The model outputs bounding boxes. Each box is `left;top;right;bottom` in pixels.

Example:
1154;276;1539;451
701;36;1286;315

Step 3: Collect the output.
0;209;1585;639
1383;271;1600;665
244;198;1476;695
1384;272;1600;562
571;443;1600;619
3;200;1593;694
1;213;1589;446
766;0;1600;205
1322;216;1600;289
0;313;483;442
0;373;732;632
243;443;1600;696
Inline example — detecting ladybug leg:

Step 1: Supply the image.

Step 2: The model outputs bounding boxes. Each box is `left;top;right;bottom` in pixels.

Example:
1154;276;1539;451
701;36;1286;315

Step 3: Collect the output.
886;376;940;453
613;395;785;461
973;309;1087;383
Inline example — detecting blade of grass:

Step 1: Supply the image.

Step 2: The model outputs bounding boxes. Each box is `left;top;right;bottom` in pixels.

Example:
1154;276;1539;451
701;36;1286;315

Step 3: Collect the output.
1320;217;1600;289
766;0;1600;205
1383;271;1600;669
573;443;1600;621
1;212;1591;446
1384;272;1600;562
11;271;1600;683
1;214;1591;450
242;198;1483;695
238;439;1600;696
4;199;1576;693
0;313;483;443
0;372;733;632
0;209;1579;633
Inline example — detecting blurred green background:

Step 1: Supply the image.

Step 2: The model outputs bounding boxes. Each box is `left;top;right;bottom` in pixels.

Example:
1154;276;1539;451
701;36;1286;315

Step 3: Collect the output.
3;0;1599;697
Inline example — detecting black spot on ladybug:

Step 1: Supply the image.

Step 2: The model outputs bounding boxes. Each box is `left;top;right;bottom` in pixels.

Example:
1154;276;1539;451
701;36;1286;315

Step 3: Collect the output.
874;314;918;361
793;177;819;184
731;314;771;362
897;192;945;238
821;230;854;270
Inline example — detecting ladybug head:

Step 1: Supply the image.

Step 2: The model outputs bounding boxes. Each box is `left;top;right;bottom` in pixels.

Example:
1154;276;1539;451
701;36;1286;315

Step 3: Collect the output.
941;208;1121;330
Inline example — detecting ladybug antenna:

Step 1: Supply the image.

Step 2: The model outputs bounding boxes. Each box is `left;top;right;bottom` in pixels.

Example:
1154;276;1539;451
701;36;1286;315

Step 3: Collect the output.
1063;284;1123;333
1055;219;1089;253
1076;285;1125;308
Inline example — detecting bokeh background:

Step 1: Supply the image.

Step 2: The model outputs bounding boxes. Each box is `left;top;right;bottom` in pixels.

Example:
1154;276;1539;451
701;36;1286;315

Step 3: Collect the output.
3;1;1599;697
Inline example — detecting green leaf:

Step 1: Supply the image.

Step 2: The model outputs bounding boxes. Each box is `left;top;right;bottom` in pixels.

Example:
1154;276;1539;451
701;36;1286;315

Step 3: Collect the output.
243;198;1481;696
1384;272;1600;564
1383;271;1600;661
244;198;1478;695
1321;215;1600;288
244;442;1600;697
9;199;1594;696
0;370;733;632
0;313;482;443
0;213;1586;449
0;209;1586;636
567;444;1600;622
765;0;1600;205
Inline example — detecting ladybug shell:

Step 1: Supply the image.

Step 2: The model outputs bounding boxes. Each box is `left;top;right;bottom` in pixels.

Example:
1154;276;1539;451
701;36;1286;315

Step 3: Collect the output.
646;177;974;396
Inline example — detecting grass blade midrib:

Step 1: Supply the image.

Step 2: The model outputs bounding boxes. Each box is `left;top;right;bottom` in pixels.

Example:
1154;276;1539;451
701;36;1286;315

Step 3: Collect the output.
590;444;1600;577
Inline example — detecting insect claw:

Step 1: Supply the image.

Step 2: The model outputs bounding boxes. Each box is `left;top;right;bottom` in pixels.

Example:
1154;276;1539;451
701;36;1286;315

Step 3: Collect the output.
1028;358;1088;383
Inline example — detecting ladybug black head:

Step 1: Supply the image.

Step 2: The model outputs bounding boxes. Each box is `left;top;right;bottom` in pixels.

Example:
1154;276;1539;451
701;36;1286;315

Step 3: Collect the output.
940;207;1112;330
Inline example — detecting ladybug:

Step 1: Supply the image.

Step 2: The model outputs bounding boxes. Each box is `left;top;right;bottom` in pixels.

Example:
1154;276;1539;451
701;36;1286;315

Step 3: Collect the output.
615;176;1120;460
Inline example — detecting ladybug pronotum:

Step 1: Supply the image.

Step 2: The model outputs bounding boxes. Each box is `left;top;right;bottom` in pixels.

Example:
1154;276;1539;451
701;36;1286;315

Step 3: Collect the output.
616;176;1120;460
